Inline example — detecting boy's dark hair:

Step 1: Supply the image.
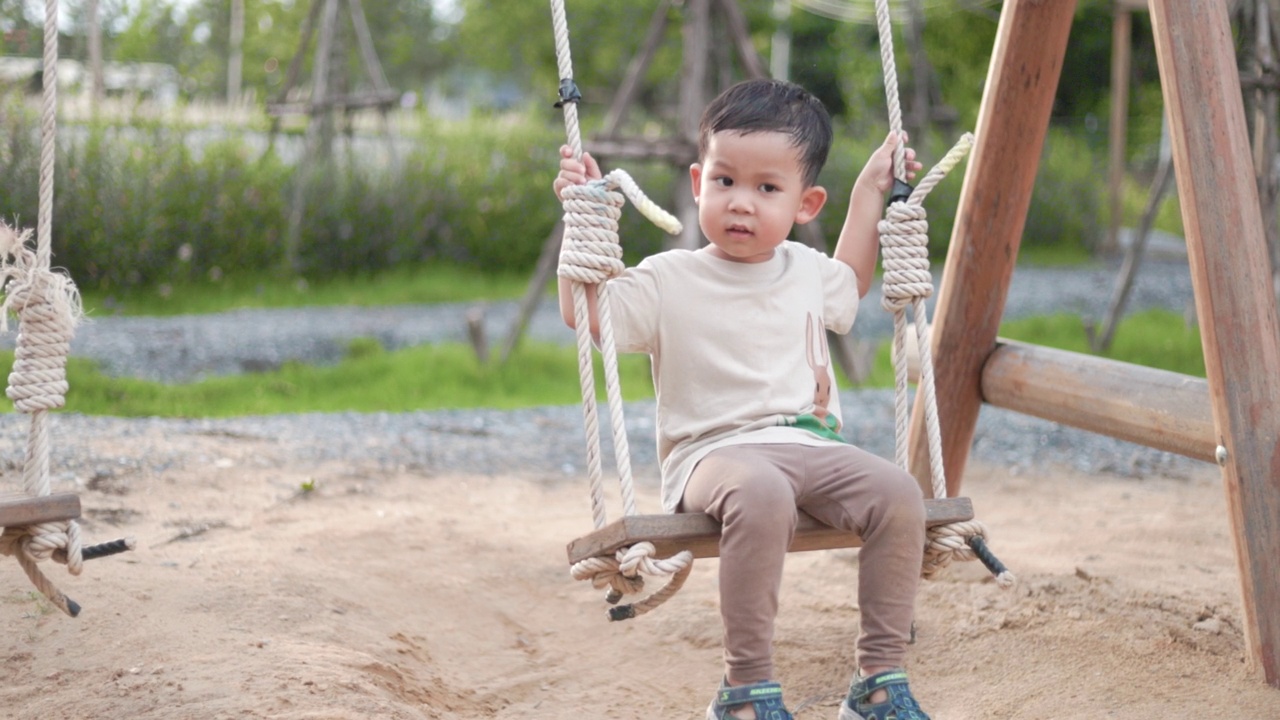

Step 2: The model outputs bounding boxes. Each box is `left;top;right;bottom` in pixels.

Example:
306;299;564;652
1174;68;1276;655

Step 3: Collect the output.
697;78;833;187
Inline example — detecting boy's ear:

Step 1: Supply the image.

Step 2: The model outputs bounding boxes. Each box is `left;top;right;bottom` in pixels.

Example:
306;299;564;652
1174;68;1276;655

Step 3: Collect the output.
795;185;828;224
689;163;703;202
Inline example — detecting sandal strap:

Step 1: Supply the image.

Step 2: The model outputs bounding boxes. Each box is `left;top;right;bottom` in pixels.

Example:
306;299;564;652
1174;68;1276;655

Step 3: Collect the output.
845;670;930;720
711;680;793;720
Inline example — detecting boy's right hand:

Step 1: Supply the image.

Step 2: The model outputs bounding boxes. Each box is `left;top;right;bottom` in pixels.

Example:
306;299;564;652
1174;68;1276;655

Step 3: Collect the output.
553;145;602;201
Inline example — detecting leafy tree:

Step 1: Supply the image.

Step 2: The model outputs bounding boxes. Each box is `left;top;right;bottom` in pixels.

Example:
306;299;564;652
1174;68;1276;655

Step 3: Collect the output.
0;0;41;56
70;0;448;104
453;0;686;124
109;0;188;65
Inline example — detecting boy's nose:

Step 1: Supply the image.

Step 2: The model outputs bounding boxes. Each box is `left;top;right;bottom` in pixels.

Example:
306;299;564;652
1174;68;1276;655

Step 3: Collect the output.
726;191;752;213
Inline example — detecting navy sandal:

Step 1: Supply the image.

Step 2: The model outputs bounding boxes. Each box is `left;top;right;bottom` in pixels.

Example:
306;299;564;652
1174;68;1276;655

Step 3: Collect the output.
706;679;794;720
837;669;931;720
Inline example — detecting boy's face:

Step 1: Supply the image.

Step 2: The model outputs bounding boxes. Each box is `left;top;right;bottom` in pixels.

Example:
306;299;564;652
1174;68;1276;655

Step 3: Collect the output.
690;130;827;264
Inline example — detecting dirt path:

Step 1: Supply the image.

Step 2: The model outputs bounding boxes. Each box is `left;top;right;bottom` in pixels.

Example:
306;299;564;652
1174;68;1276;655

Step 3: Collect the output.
2;428;1277;719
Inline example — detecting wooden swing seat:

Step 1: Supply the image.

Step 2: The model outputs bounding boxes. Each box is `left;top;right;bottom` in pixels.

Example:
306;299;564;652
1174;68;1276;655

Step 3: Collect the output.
0;492;81;528
566;496;973;564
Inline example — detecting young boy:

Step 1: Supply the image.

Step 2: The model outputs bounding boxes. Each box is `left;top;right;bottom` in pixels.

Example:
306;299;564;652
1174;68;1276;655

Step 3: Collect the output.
554;78;930;720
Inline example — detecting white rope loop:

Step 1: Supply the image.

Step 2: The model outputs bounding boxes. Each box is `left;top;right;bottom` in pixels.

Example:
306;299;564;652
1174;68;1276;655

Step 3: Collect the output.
38;0;58;266
557;169;682;531
605;169;683;235
0;0;89;617
871;0;1014;587
549;0;696;613
874;0;906;179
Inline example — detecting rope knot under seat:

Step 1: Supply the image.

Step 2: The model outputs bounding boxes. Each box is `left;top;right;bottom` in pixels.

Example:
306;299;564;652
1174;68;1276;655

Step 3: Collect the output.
878;202;932;313
0;522;82;572
570;542;694;621
923;520;1015;588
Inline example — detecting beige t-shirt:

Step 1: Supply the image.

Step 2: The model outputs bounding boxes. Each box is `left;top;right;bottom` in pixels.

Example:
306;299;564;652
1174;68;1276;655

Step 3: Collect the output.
606;241;860;512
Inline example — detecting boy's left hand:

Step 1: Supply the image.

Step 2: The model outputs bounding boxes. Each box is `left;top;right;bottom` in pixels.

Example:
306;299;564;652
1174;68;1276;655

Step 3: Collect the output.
859;131;923;196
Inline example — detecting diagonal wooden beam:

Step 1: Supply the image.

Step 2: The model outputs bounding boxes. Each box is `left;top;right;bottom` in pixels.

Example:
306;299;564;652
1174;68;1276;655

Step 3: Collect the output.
906;0;1078;498
345;0;393;93
601;0;673;137
1149;0;1280;688
715;0;767;80
275;0;324;107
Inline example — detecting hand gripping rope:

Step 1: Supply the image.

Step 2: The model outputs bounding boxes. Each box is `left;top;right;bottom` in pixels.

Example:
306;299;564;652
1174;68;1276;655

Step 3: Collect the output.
549;0;691;620
0;0;135;618
873;0;1013;587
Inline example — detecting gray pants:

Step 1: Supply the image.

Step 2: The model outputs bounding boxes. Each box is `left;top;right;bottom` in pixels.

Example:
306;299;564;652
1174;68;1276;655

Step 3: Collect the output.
680;443;925;684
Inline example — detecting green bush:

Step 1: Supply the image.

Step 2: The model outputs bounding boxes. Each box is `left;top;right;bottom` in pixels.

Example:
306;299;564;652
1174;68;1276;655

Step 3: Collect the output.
0;97;1110;294
1023;127;1106;255
0;99;578;291
815;125;1105;263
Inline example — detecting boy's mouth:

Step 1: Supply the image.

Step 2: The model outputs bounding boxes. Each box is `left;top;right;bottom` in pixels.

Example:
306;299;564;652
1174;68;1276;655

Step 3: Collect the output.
725;224;753;237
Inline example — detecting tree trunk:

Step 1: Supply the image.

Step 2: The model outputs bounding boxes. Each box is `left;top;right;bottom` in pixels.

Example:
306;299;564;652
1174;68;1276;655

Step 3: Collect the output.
87;0;103;108
228;0;245;105
904;0;931;142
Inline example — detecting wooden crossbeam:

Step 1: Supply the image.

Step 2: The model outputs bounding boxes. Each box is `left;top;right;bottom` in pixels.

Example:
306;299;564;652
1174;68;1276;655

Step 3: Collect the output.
566;497;973;564
266;90;400;116
981;341;1216;462
584;138;698;165
0;493;81;527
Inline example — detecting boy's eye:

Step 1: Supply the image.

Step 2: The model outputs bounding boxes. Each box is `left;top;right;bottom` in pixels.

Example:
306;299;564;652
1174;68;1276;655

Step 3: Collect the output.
714;176;733;187
759;183;779;193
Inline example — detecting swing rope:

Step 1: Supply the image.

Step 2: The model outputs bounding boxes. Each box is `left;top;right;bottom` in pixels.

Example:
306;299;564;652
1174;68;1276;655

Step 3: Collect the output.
549;0;692;619
873;0;1013;587
0;0;86;617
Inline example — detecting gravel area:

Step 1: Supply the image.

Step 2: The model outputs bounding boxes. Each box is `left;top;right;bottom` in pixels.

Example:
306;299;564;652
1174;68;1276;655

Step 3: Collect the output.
0;256;1211;484
5;256;1198;385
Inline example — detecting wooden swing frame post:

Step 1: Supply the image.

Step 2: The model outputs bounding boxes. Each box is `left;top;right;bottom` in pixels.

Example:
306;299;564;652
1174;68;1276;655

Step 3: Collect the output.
915;0;1280;686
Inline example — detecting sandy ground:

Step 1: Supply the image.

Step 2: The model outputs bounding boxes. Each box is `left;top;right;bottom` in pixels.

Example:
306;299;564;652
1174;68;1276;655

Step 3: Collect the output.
2;427;1278;719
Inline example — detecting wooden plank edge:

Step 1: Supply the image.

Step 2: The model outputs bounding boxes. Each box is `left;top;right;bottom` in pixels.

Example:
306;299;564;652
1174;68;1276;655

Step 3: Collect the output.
566;497;974;564
0;493;82;527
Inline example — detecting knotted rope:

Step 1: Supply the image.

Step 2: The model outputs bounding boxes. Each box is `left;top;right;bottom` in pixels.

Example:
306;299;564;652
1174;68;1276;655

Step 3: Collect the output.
550;0;690;620
874;0;1013;588
0;0;88;617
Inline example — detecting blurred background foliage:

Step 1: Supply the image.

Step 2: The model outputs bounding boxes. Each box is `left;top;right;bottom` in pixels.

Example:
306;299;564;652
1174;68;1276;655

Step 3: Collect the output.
0;0;1177;295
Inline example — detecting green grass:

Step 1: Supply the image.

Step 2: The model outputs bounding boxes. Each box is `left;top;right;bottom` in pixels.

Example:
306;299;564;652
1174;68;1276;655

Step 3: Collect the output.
999;309;1205;376
1013;243;1098;267
79;264;539;317
9;253;1212;420
2;309;1203;419
2;340;655;418
859;308;1205;388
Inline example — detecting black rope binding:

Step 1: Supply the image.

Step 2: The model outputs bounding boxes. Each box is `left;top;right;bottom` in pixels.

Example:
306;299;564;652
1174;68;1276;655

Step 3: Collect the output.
555;78;582;108
966;535;1010;580
609;604;637;622
82;537;136;561
888;178;915;206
